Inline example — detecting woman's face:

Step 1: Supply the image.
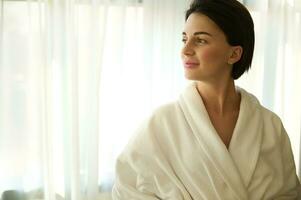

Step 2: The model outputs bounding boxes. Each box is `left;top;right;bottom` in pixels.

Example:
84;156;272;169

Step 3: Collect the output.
181;13;237;81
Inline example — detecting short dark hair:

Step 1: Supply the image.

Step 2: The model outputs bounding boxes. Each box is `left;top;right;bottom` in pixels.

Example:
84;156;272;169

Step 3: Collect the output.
185;0;255;80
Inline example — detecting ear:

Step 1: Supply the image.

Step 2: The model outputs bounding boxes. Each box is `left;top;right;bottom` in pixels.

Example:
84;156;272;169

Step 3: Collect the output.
227;46;243;65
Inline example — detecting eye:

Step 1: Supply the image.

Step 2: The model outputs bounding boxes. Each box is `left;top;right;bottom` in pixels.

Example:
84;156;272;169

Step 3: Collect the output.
182;38;187;43
196;38;207;44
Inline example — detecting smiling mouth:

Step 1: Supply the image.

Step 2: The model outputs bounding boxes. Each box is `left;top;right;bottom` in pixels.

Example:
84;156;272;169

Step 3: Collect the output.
184;62;199;68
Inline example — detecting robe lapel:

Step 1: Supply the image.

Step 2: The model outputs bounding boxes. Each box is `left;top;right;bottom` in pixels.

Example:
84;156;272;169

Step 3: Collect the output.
229;87;263;188
179;82;248;200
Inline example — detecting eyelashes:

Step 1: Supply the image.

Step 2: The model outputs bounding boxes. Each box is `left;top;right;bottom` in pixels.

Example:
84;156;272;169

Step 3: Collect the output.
196;39;207;44
182;38;208;45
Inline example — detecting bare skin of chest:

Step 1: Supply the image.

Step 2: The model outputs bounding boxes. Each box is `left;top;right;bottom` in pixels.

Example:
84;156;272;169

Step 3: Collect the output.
207;110;239;148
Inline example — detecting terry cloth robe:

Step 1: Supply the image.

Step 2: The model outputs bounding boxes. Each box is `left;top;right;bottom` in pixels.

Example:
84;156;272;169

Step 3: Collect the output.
112;82;301;200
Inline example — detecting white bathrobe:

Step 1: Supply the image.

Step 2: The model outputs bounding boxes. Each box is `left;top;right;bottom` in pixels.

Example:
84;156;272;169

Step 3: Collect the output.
112;82;300;200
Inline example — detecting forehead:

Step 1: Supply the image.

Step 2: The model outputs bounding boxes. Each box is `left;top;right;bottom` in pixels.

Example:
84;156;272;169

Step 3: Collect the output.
183;13;224;36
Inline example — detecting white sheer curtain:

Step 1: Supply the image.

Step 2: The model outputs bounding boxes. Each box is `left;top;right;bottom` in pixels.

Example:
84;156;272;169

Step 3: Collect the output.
0;0;108;199
1;0;301;199
0;0;188;199
237;0;301;174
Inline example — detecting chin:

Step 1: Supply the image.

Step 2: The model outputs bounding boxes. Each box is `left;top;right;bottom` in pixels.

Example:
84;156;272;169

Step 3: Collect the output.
184;74;202;81
184;70;203;81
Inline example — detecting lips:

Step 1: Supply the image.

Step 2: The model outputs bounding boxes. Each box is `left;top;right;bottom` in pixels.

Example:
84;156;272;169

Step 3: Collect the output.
184;61;199;69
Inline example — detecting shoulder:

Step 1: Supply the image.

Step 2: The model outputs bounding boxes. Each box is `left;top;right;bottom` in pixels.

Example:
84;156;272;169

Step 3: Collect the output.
259;106;285;140
260;106;283;127
151;101;181;123
120;101;179;154
240;87;281;121
116;102;180;175
240;87;284;134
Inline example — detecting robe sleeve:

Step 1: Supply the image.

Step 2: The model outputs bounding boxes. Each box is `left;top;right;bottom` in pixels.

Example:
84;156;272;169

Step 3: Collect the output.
274;123;301;199
112;104;194;200
111;119;162;200
112;155;161;200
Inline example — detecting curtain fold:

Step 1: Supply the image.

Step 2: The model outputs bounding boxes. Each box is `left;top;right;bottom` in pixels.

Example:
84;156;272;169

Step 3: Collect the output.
97;0;188;192
0;0;188;199
237;0;301;173
0;0;108;199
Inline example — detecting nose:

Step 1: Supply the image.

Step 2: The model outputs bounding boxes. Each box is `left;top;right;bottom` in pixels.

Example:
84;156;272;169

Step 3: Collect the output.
181;41;195;56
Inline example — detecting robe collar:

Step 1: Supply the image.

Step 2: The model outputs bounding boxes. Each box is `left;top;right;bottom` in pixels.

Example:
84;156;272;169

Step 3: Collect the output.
179;82;263;199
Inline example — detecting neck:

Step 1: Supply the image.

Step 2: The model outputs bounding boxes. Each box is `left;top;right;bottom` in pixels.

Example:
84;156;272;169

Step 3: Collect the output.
196;78;240;115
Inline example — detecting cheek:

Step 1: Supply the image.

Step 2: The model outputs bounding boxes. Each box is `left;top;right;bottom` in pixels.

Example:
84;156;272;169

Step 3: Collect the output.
199;47;228;63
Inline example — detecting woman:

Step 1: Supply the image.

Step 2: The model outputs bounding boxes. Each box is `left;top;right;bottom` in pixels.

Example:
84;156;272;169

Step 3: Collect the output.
112;0;300;199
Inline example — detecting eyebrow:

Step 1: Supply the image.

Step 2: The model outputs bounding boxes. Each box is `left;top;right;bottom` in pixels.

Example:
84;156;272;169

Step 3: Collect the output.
182;31;212;36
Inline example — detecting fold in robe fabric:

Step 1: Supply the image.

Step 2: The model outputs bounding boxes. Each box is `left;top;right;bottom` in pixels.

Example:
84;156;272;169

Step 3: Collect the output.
112;82;300;200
